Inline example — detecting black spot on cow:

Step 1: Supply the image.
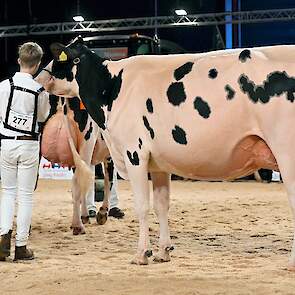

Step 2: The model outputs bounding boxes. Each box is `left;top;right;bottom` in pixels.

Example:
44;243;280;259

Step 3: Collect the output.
167;82;186;106
138;138;143;149
172;125;187;145
174;62;194;81
96;107;106;129
68;97;88;132
73;49;125;122
84;122;93;140
225;85;236;100
239;49;251;63
108;69;123;111
127;150;140;166
146;98;153;113
208;68;218;79
194;97;211;118
238;71;295;104
143;116;155;139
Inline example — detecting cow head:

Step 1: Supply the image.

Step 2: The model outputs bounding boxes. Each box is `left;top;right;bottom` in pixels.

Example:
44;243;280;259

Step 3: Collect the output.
37;36;123;130
37;36;86;98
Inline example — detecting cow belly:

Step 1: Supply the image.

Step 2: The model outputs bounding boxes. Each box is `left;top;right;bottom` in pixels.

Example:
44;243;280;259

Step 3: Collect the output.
41;112;79;167
149;135;278;180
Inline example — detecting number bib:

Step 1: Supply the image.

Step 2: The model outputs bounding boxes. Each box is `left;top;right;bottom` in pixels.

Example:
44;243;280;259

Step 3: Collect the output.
7;109;34;132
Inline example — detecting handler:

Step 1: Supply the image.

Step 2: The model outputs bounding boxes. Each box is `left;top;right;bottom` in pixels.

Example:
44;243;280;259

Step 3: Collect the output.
0;42;50;261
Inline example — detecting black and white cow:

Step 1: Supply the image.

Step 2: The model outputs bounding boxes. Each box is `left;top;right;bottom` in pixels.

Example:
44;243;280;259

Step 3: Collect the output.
37;38;295;270
41;96;111;235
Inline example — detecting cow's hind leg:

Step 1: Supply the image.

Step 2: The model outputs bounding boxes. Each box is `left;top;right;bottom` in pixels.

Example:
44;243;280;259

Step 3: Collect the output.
151;172;173;263
127;159;151;265
71;174;86;235
282;180;295;270
269;149;295;270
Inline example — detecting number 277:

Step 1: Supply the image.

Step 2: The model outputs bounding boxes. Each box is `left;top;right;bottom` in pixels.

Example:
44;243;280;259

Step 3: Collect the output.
13;116;27;125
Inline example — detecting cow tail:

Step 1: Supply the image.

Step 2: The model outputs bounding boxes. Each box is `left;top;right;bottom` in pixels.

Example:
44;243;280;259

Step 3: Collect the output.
63;99;94;196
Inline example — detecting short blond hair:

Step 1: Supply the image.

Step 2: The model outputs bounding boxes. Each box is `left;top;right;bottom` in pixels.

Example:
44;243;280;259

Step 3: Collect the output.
18;42;43;67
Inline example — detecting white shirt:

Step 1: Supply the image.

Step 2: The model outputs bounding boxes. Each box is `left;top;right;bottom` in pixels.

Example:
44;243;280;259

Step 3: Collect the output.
0;72;50;137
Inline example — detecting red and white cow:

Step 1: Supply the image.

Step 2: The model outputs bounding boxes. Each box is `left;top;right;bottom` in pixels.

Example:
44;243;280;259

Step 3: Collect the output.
41;96;110;235
37;38;295;269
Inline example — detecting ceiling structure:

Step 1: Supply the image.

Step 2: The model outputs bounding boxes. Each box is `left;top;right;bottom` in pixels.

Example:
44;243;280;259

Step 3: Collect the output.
1;8;295;38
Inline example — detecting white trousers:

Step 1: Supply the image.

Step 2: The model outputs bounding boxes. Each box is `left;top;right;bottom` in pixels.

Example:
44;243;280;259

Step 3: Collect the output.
0;139;39;246
86;166;119;211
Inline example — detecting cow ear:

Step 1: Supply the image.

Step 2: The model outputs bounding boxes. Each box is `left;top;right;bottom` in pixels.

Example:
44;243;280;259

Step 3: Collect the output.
50;43;67;61
77;35;84;44
70;35;84;46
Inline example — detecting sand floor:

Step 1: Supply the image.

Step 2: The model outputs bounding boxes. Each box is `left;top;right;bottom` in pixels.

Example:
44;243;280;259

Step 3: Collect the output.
1;179;295;295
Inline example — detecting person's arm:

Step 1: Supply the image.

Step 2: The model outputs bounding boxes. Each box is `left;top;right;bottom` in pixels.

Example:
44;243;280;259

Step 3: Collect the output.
37;91;50;122
0;80;10;123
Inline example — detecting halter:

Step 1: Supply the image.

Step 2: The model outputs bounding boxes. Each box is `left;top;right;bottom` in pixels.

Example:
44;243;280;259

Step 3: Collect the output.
41;68;53;75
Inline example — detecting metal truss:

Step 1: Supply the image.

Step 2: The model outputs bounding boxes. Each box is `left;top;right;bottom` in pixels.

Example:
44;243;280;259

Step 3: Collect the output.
1;8;295;38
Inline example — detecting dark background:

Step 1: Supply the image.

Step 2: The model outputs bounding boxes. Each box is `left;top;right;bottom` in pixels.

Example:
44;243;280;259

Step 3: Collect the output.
1;0;295;80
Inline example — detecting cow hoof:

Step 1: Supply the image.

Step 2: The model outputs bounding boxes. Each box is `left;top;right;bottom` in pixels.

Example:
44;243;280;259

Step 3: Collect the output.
71;227;86;235
153;254;171;263
81;215;90;224
130;250;152;265
96;207;108;225
130;256;149;265
153;246;174;263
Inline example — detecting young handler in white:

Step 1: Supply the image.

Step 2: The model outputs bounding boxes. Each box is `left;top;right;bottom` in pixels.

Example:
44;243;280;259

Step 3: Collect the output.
0;42;49;261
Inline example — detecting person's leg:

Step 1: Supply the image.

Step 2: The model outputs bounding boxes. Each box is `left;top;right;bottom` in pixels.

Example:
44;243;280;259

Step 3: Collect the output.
86;165;96;217
109;168;118;209
0;140;18;259
0;141;18;236
15;141;39;260
108;167;125;219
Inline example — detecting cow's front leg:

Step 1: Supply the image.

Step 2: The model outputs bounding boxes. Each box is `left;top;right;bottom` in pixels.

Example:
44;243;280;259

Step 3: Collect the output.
71;175;86;235
151;172;173;263
127;160;151;265
81;192;90;225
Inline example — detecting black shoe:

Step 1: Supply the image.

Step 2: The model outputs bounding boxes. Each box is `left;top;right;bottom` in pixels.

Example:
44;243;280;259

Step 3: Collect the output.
0;230;12;260
88;210;97;218
14;246;34;261
109;207;125;219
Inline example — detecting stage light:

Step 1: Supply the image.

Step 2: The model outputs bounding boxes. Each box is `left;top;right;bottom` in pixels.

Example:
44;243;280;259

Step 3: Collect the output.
175;9;187;16
73;15;84;22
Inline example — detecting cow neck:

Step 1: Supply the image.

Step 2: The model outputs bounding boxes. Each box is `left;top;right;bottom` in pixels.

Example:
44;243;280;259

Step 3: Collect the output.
76;50;114;109
75;49;115;130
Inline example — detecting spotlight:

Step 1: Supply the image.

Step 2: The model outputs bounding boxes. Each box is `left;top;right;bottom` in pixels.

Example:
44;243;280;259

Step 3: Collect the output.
175;9;187;16
73;15;84;22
